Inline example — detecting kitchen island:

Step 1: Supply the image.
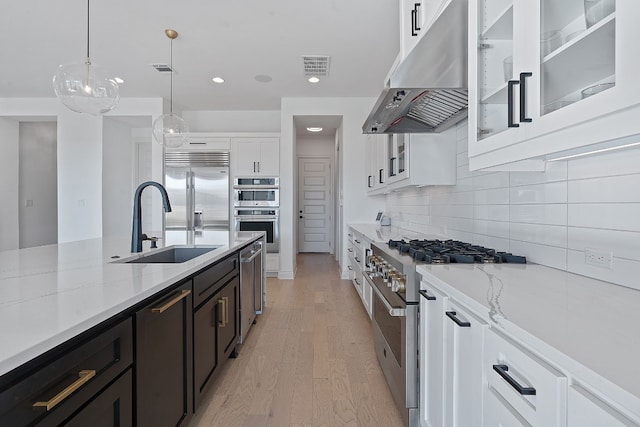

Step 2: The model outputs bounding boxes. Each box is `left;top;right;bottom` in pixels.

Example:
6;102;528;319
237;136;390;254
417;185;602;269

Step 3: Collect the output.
0;231;264;426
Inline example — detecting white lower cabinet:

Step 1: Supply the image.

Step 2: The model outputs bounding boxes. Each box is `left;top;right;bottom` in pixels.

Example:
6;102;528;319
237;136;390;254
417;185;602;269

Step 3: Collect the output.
483;328;567;427
567;385;639;427
419;284;487;427
347;227;373;318
419;285;446;427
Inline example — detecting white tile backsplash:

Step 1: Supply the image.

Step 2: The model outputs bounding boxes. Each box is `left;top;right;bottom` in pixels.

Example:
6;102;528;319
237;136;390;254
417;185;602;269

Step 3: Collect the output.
384;121;640;289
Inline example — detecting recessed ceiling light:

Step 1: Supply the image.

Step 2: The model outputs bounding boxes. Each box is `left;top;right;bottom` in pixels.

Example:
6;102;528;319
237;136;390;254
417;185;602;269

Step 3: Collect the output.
307;127;323;132
308;77;320;83
212;77;225;83
255;74;273;83
115;77;124;84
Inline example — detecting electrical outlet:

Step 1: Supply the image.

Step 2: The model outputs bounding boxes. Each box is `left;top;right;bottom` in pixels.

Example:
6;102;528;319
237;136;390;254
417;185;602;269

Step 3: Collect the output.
585;248;613;269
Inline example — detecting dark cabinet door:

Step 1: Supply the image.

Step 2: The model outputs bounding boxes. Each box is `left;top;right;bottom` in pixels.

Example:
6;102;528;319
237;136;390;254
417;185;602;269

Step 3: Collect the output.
217;276;239;362
193;293;218;410
136;281;193;427
64;369;132;427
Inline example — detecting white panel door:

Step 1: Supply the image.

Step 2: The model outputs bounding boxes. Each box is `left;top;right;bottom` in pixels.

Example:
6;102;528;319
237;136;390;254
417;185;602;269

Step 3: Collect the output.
298;157;332;253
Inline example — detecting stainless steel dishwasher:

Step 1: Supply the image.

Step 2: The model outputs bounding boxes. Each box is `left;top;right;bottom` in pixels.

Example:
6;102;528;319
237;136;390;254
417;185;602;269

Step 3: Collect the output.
239;241;263;344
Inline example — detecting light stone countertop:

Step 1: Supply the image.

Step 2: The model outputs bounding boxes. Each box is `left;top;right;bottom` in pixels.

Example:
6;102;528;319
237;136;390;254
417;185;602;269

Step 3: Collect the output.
0;231;264;377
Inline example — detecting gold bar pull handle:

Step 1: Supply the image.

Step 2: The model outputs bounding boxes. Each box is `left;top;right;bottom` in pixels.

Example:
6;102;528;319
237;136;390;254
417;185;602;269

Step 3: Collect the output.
217;297;227;327
33;369;96;411
223;296;229;326
151;289;191;314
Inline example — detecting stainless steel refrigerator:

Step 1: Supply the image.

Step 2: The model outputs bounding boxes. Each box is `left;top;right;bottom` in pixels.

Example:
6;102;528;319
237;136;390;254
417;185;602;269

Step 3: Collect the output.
164;152;230;245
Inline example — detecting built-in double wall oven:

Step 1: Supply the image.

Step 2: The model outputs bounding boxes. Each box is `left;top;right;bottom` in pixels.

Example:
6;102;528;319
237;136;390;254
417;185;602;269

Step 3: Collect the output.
233;178;279;252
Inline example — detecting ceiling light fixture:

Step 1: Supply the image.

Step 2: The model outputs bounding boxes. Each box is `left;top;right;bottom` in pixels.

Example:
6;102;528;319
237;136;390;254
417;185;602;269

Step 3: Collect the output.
308;77;320;83
152;29;189;148
212;77;225;83
52;0;119;115
307;127;323;132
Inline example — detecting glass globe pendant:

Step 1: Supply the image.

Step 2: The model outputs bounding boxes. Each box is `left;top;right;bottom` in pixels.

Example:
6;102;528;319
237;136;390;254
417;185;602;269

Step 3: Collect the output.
52;0;119;115
152;29;188;148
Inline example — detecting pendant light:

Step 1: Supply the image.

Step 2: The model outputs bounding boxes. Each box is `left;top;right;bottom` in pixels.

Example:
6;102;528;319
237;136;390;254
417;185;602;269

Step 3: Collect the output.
52;0;120;115
152;29;189;148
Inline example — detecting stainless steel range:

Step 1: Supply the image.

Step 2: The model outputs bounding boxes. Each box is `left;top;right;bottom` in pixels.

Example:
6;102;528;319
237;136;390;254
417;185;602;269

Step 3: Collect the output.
364;238;526;426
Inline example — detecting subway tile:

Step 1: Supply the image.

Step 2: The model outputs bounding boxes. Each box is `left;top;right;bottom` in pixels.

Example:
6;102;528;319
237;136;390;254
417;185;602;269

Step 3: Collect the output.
568;174;640;203
472;235;510;252
568;145;640;179
509;204;567;226
510;223;567;248
474;219;510;239
568;227;640;262
510;241;567;270
568;203;640;232
431;204;474;219
473;172;510;191
474;188;510;205
457;164;473;180
510;181;567;204
510;161;567;186
567;250;640;291
457;151;469;167
475;205;510;222
456;176;474;191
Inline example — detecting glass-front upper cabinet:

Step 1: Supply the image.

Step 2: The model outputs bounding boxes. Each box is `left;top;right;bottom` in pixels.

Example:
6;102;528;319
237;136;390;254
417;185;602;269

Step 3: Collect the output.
468;0;640;171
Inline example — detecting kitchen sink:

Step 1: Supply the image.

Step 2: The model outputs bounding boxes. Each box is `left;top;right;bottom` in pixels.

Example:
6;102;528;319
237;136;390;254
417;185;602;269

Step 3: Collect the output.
119;246;221;264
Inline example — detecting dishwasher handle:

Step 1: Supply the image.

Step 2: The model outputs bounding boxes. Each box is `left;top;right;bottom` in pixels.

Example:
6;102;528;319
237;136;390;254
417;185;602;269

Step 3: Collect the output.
241;247;263;263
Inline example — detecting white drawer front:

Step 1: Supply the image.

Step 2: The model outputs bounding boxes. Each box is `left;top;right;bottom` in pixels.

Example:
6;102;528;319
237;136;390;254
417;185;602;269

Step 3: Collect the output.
484;328;567;427
485;385;532;427
568;385;640;427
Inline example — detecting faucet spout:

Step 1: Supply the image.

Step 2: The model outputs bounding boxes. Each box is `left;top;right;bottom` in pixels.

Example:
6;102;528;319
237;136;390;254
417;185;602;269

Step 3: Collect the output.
131;181;172;253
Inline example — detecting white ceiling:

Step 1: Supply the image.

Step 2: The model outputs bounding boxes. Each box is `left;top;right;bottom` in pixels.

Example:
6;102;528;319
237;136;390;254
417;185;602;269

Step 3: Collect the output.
1;0;400;112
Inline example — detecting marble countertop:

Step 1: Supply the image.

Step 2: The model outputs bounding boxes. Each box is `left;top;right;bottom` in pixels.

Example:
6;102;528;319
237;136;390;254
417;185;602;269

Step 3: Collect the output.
0;231;263;377
417;263;640;412
348;223;441;243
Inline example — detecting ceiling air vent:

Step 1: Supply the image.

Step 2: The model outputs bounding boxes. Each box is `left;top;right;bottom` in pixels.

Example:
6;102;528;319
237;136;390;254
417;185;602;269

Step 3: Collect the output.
151;63;174;73
302;55;331;76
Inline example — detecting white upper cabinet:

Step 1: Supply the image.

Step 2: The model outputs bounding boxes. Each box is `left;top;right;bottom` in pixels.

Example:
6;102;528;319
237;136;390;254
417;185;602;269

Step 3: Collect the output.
366;134;387;195
400;0;451;59
468;0;640;170
231;138;279;177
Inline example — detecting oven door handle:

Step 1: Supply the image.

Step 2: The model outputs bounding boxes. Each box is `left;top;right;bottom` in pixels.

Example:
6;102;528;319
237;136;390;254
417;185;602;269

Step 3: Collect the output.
369;276;406;317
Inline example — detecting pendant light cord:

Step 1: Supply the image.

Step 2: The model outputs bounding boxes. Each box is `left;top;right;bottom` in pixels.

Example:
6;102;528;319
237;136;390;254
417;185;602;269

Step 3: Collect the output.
86;0;90;62
170;37;173;114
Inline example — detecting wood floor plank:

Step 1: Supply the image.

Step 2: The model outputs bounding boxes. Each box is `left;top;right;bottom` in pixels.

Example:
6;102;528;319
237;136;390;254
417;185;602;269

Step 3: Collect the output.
189;254;405;427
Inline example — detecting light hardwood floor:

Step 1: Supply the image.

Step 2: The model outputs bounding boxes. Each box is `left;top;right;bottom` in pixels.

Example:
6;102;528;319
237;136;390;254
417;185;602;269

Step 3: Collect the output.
189;253;405;427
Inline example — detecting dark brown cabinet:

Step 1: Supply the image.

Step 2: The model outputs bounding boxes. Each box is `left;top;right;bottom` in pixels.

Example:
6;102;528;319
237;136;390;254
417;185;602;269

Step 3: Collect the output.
193;253;239;411
0;318;133;427
135;281;193;427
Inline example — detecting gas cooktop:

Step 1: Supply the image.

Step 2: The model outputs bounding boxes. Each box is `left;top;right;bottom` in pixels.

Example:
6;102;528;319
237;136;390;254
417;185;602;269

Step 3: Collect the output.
387;239;526;265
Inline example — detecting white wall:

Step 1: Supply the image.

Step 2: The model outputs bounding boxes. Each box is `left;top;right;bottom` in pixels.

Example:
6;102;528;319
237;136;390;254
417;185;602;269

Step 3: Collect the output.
182;110;280;132
296;134;335;157
385;120;640;291
19;122;57;248
102;119;135;238
0;117;19;251
281;98;385;279
0;98;163;245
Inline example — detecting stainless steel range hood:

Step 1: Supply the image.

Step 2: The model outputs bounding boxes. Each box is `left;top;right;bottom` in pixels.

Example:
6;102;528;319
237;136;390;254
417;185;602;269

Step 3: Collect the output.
363;0;468;134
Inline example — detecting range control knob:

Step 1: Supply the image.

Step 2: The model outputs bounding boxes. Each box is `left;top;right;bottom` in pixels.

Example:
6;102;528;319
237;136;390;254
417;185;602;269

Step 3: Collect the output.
392;276;406;292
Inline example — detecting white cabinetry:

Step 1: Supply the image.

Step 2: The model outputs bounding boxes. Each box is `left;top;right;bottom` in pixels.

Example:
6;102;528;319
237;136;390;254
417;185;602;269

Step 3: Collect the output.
181;134;231;151
484;328;567;427
400;0;450;59
567;385;639;427
468;0;640;170
419;282;487;427
366;134;387;195
366;128;456;195
347;227;372;318
231;137;279;176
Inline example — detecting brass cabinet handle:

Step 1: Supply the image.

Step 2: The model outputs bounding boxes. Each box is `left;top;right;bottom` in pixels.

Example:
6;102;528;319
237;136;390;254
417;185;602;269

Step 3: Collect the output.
33;370;96;411
218;297;227;327
151;289;191;314
223;297;229;326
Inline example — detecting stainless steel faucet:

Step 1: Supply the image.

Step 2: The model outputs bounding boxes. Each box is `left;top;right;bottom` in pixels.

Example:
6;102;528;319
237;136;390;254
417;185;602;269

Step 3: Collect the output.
131;181;172;253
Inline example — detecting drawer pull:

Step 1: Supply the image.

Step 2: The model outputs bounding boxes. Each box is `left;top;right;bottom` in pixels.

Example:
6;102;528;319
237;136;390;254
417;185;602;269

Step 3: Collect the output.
33;369;96;411
492;364;536;396
151;289;191;313
419;290;436;301
347;266;353;270
218;297;229;327
348;248;353;253
445;311;470;327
